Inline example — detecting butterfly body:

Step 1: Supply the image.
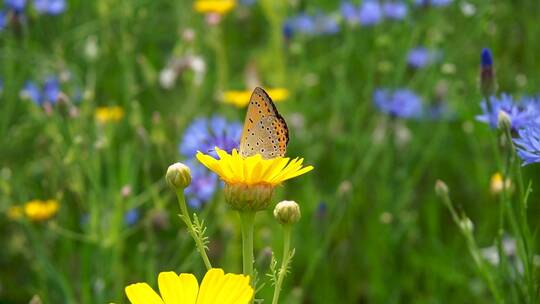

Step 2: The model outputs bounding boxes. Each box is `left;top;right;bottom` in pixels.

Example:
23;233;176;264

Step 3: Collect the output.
239;87;289;159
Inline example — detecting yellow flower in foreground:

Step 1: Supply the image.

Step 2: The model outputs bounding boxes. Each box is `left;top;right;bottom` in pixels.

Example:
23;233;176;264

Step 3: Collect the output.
490;172;512;194
125;268;253;304
193;0;236;15
222;88;289;107
95;106;125;123
23;199;59;221
196;148;313;210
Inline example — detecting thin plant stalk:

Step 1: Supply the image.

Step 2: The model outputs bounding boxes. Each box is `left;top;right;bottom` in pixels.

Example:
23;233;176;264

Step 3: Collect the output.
438;187;504;304
272;225;292;304
175;189;212;270
239;211;255;283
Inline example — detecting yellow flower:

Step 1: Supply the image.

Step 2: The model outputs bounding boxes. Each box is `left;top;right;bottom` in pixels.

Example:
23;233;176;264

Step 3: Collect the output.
23;199;59;221
490;172;512;194
125;268;253;304
193;0;236;15
222;88;289;108
95;106;124;123
197;148;312;186
196;148;313;210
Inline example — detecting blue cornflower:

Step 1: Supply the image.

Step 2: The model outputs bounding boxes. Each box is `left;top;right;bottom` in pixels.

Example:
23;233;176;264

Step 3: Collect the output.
407;47;440;68
341;2;361;25
423;102;454;121
414;0;453;7
314;13;340;35
179;115;242;158
184;160;219;208
34;0;66;15
20;76;61;105
476;94;538;130
124;208;140;226
359;0;383;26
316;201;327;219
239;0;256;6
5;0;26;12
514;124;540;166
480;48;495;96
282;21;294;40
481;48;493;68
383;2;408;20
282;15;314;38
21;81;41;104
373;88;423;119
283;13;339;37
0;11;6;30
291;14;316;34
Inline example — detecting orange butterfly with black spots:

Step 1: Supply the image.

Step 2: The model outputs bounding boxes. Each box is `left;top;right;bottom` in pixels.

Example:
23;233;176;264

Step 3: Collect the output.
239;87;289;159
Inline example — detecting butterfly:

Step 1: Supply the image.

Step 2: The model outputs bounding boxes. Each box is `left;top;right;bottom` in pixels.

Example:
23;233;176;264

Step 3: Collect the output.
239;87;289;159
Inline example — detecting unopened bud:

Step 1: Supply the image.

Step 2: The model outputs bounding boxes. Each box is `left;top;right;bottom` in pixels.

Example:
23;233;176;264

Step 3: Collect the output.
84;35;99;61
459;217;474;232
166;162;191;190
435;179;449;197
480;48;496;97
497;110;512;131
273;200;301;225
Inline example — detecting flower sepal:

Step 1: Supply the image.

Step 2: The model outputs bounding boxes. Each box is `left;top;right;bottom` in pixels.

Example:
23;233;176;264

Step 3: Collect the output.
224;183;274;211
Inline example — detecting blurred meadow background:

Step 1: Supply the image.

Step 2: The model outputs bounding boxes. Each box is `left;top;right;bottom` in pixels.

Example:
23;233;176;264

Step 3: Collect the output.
2;0;540;303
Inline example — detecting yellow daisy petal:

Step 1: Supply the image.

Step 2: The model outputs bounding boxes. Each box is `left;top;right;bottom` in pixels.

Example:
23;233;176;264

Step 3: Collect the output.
280;165;314;182
196;269;252;304
196;149;312;186
179;273;199;304
125;283;165;304
158;272;198;304
196;268;225;304
210;274;253;304
197;152;225;177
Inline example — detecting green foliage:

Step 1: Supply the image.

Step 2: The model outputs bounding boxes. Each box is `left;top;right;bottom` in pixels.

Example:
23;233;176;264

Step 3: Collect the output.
1;0;540;303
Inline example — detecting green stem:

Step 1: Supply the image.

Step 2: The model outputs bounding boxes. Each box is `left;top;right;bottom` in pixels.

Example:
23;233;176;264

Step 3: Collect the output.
239;211;256;284
272;225;292;304
503;127;535;301
210;25;228;91
175;190;212;270
439;189;504;303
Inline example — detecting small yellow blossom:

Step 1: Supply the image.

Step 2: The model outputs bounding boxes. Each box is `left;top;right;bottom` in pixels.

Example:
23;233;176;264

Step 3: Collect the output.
222;88;289;108
125;268;253;304
24;199;59;221
193;0;236;15
490;172;512;194
197;147;313;186
95;106;124;123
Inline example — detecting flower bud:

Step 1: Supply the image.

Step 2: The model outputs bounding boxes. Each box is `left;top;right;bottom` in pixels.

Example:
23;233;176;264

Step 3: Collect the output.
224;183;273;211
480;48;496;97
459;217;474;232
273;200;301;225
434;179;449;197
490;172;513;195
166;162;192;190
497;110;512;131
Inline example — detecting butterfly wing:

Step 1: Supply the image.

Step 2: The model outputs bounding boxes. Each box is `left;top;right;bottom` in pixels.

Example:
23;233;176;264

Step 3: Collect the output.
239;87;289;159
